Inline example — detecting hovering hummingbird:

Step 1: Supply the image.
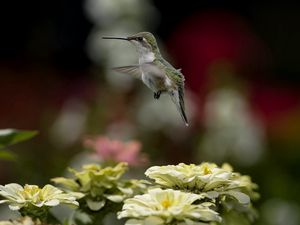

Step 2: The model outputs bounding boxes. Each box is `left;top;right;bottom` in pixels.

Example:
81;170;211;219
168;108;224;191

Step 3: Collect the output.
103;32;189;126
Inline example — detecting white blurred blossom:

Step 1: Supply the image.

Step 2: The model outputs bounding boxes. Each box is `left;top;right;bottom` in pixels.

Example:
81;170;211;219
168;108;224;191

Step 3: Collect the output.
200;88;265;166
136;90;196;139
84;0;159;91
261;199;300;225
49;99;88;148
86;27;139;91
84;0;158;27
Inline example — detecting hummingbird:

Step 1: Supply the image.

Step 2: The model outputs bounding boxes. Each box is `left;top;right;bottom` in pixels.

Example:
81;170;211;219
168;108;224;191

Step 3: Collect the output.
103;32;189;126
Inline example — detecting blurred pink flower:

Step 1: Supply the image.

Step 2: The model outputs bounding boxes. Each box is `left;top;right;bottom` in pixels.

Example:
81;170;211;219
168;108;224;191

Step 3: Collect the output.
83;136;148;166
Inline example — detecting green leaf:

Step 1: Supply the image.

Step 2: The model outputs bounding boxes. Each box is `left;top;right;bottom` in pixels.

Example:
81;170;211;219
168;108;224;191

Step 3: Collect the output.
0;129;38;149
223;190;250;204
0;150;17;161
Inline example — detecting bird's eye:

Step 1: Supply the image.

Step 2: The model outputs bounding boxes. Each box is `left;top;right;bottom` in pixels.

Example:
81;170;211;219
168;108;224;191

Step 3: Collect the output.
136;37;143;41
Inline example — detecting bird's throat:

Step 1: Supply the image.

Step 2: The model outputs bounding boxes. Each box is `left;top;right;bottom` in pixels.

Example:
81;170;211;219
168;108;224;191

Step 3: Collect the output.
138;50;155;64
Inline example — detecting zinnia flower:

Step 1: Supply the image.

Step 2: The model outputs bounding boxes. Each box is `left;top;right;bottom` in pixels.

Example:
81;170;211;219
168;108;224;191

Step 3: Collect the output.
145;162;258;204
145;163;232;192
84;136;148;166
118;188;221;225
52;162;148;211
0;183;82;218
221;163;260;200
0;217;41;225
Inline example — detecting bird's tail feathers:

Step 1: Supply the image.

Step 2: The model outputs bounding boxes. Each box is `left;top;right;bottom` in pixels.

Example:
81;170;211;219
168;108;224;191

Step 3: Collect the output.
169;89;189;126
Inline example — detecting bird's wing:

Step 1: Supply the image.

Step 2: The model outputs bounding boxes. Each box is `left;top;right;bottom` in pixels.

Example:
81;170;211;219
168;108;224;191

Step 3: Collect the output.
141;63;167;79
156;58;188;126
112;65;142;79
157;58;185;86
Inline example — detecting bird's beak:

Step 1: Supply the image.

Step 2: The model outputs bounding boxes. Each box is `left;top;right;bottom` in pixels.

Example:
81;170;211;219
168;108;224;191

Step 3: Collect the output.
102;36;129;41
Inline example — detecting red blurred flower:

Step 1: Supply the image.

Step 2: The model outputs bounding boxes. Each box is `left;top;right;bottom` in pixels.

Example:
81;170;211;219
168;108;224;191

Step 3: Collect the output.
249;84;300;137
166;10;269;94
83;136;148;166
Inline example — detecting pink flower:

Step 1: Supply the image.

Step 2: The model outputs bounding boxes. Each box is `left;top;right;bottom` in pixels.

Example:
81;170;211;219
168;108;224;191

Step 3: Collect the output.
83;136;148;166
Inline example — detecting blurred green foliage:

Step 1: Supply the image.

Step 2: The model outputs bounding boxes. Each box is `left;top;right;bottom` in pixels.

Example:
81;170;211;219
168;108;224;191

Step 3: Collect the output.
0;129;38;161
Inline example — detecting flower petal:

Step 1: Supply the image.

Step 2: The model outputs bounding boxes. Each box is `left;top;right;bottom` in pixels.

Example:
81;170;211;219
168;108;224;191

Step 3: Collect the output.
105;194;124;202
44;199;60;206
86;199;105;211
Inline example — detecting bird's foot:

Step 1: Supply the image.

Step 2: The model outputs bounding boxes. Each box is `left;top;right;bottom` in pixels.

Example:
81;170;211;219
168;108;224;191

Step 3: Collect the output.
154;91;161;99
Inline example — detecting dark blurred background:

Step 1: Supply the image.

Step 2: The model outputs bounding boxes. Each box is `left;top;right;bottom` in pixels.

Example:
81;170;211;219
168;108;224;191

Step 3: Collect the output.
1;1;300;225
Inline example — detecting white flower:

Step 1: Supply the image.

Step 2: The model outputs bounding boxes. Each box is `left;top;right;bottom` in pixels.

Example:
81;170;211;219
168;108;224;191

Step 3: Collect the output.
145;163;232;192
0;217;41;225
52;162;147;211
0;183;82;211
118;188;221;225
145;163;259;205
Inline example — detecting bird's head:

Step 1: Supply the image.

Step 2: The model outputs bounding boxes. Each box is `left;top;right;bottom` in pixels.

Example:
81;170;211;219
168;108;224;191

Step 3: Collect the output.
103;32;160;55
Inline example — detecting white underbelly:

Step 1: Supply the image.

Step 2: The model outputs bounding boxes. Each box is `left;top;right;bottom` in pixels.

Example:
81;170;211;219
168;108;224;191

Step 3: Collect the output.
141;72;159;92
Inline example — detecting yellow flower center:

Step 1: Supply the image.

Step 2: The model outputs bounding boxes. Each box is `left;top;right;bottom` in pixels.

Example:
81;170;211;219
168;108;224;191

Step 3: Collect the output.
203;166;212;175
161;198;172;209
23;185;40;197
